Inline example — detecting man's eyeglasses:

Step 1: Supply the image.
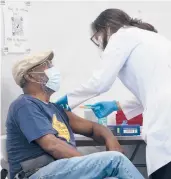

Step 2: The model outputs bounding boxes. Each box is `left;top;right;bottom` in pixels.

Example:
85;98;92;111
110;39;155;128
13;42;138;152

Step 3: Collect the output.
28;60;53;73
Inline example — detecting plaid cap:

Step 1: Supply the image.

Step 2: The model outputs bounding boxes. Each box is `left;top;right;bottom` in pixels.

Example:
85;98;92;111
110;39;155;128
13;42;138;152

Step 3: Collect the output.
12;50;54;86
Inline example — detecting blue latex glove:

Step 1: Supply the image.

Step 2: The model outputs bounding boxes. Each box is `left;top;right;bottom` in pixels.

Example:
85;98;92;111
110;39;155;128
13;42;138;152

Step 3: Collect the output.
55;95;71;111
91;101;119;118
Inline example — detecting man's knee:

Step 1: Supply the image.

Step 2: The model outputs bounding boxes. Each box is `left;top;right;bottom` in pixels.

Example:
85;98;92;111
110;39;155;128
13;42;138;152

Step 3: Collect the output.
97;151;125;162
102;151;124;156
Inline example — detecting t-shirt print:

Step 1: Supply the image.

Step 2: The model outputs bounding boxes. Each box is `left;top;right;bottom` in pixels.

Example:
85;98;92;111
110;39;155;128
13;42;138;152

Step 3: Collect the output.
52;114;70;142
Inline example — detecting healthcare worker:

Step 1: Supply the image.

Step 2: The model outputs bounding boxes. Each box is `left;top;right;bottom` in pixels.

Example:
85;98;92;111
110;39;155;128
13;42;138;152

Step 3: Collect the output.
56;9;171;179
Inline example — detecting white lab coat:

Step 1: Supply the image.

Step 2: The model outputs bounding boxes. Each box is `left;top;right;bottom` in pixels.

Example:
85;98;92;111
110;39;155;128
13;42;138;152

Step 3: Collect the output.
119;95;143;120
66;27;171;176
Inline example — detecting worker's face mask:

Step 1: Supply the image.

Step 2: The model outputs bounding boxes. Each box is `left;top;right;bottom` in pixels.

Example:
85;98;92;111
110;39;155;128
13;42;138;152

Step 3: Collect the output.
101;27;112;50
97;36;104;50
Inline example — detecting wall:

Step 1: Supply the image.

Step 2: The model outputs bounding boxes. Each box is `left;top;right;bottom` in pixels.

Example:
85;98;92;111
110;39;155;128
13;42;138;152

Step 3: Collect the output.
2;1;171;134
1;1;171;177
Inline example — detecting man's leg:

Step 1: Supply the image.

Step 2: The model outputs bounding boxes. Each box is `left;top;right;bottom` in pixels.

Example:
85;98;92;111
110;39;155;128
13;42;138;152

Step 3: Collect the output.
150;162;171;179
30;151;144;179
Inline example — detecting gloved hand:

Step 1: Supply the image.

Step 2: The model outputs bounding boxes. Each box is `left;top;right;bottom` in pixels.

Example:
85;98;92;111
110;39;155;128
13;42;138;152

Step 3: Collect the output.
92;101;119;118
56;95;71;111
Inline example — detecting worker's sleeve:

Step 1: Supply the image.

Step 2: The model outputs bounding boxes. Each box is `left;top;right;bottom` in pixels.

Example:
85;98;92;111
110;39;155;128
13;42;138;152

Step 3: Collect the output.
15;103;57;143
67;29;141;109
119;95;144;120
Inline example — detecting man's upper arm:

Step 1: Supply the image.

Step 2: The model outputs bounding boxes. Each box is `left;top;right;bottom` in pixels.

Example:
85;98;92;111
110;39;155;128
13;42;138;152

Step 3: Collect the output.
16;103;57;143
65;111;94;137
36;134;59;151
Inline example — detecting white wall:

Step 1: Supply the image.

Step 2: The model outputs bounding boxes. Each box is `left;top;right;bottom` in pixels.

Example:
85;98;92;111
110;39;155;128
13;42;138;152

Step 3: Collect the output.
2;1;171;134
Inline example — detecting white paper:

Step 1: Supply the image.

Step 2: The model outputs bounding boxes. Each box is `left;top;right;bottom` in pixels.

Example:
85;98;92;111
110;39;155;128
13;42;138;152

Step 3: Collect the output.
2;1;30;54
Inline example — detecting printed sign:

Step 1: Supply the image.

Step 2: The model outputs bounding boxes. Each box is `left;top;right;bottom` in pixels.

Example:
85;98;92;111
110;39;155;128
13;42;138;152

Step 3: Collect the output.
2;1;30;54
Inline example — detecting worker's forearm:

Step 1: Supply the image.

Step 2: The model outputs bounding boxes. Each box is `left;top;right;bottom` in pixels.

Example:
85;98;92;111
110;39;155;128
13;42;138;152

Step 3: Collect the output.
49;144;81;159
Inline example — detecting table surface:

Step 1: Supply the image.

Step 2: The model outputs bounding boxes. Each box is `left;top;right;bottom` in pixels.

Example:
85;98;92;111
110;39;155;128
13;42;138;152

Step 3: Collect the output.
75;134;145;146
75;134;143;140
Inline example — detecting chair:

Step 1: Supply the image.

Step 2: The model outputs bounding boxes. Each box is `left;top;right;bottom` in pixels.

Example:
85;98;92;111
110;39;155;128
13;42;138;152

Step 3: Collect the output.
1;135;9;179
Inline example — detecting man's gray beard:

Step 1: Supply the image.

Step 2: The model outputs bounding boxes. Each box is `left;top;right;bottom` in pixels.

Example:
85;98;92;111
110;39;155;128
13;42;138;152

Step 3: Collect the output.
41;84;55;97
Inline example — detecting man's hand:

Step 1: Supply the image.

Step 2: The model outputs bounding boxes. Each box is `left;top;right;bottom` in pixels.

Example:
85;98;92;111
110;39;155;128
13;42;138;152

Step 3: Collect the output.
105;136;124;153
66;111;124;154
92;120;124;154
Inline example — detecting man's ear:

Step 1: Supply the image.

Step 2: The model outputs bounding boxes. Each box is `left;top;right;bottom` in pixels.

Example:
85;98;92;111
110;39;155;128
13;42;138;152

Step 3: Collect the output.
24;73;37;83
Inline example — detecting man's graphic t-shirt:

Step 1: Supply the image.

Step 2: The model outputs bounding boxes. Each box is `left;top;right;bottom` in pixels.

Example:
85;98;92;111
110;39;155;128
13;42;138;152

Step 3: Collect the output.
6;95;76;179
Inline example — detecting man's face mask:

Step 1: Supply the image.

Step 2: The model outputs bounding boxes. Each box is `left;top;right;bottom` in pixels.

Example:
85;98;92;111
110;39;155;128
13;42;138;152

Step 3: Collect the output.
44;67;61;92
28;65;61;93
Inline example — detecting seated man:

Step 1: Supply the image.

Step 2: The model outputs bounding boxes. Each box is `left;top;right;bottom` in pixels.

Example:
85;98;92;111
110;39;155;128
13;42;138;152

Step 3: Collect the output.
6;51;144;179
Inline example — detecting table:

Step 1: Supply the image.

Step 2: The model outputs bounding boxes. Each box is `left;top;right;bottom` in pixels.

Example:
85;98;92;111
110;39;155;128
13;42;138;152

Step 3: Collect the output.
75;134;146;168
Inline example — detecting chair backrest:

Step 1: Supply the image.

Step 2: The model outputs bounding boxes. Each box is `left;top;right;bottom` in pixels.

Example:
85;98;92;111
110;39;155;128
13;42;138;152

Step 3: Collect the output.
1;135;8;162
1;135;10;179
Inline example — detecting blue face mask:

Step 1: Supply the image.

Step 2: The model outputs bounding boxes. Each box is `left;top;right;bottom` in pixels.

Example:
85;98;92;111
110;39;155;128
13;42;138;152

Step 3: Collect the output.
44;67;61;92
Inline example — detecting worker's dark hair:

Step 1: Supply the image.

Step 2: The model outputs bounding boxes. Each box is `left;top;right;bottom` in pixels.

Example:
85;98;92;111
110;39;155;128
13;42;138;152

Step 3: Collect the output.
92;9;158;49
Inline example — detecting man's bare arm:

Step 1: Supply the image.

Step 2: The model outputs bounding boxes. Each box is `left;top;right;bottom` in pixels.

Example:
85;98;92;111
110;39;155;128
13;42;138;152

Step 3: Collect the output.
36;134;81;159
66;111;123;153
